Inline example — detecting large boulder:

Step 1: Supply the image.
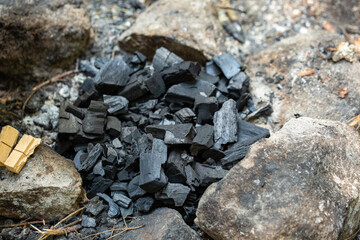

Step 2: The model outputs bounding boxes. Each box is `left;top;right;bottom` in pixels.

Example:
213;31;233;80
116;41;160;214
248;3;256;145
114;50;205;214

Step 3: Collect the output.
246;30;360;130
118;0;225;64
120;208;200;240
0;145;87;219
195;118;360;240
0;0;93;85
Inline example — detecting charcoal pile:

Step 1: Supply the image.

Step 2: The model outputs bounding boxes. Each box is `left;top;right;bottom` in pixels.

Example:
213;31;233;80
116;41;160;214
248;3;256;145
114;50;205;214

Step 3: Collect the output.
55;47;270;227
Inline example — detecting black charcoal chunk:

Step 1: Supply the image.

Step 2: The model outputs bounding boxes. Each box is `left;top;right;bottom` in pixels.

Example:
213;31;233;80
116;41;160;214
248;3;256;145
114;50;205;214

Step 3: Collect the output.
103;95;129;114
88;176;113;198
161;61;201;87
198;70;220;85
144;72;166;98
119;68;150;101
237;119;270;142
81;78;95;92
194;95;218;124
145;124;196;145
139;139;168;193
82;215;96;228
152;47;183;72
121;127;141;144
74;88;99;108
94;58;109;69
175;108;196;123
154;183;190;207
93;160;105;176
73;150;87;171
190;124;214;155
112;192;132;208
228;72;249;92
85;196;105;216
97;193;121;218
213;99;238;147
125;51;146;73
78;143;103;172
213;53;241;79
223;21;245;43
127;175;147;200
194;162;227;187
216;77;229;94
117;169;131;182
58;113;81;138
103;165;117;179
106;116;121;137
236;93;250;111
165;80;216;105
135;196;154;213
245;104;273;121
165;150;187;184
65;104;86;119
105;147;118;165
83;101;108;135
185;165;200;191
80;60;99;77
112;138;122;149
205;61;222;76
94;56;131;93
120;203;134;218
201;147;225;161
110;182;128;191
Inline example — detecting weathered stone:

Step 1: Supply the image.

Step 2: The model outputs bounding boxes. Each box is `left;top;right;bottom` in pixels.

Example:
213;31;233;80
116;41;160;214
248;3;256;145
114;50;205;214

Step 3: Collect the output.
246;30;360;130
196;118;360;240
0;0;93;84
118;0;224;64
120;208;200;240
0;145;86;219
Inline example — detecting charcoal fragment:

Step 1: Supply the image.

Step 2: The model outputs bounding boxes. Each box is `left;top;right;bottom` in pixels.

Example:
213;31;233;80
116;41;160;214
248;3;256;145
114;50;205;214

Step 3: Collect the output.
135;196;154;213
103;165;117;179
81;78;95;92
82;101;108;135
94;56;131;93
93;160;105;176
144;72;166;98
223;21;245;43
121;127;141;144
245;104;273;121
112;192;132;208
185;165;200;191
110;182;128;191
213;53;241;79
161;61;201;87
119;68;150;101
103;95;129;114
65;104;86;119
81;215;97;228
94;58;109;69
74;88;99;108
165;150;187;184
77;143;103;172
152;47;183;72
154;183;190;207
106;116;121;137
88;176;113;198
80;60;99;77
175;108;196;123
194;95;218;124
198;70;220;85
105;147;118;165
237;119;270;142
193;162;227;187
213;99;238;147
117;169;131;182
112;138;122;149
73;150;87;172
190;124;214;156
201;147;225;161
85;196;105;216
205;61;222;76
145;124;196;145
127;175;147;200
120;203;133;218
228;72;249;93
97;193;121;218
165;80;216;105
58;112;81;139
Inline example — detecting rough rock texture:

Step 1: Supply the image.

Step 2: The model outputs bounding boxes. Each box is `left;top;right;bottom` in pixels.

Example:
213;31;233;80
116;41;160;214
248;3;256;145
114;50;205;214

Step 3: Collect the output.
246;30;360;130
196;118;360;240
0;145;86;219
118;0;224;64
0;0;93;85
120;208;200;240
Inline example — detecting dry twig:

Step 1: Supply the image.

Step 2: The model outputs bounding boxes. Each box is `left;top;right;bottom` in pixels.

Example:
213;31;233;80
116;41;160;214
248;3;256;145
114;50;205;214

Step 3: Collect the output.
0;220;44;228
297;69;315;77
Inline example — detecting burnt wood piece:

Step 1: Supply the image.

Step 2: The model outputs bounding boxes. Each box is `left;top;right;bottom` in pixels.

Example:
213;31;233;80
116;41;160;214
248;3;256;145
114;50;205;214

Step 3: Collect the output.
88;176;113;198
118;68;150;101
213;53;241;79
205;61;222;77
160;61;201;87
127;175;147;200
193;162;227;187
190;124;214;156
74;88;99;108
154;183;190;207
223;21;245;43
103;95;129;115
77;143;103;172
135;196;154;213
94;56;131;93
152;47;183;72
82;101;108;135
165;80;216;106
185;165;200;191
112;192;132;208
144;72;166;98
165;149;187;184
198;70;220;85
194;95;218;124
105;116;121;137
145;123;196;145
175;108;196;123
97;193;121;218
65;104;86;119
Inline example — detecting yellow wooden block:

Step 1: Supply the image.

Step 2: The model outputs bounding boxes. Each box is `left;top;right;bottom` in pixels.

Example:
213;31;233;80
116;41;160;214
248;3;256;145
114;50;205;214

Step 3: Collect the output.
0;143;12;166
0;125;19;147
4;135;41;174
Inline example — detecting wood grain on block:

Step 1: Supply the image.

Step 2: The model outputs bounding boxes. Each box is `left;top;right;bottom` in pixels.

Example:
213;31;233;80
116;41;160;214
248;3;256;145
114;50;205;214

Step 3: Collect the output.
0;125;19;166
5;135;41;174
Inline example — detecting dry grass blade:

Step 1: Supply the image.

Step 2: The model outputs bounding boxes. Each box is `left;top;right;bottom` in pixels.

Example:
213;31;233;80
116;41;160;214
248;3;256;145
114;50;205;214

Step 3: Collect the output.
80;225;143;240
0;220;44;228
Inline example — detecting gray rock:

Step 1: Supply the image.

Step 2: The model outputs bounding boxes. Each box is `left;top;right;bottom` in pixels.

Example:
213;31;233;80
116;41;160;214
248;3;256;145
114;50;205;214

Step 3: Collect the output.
120;208;200;240
213;99;238;147
0;0;93;84
196;118;360;240
118;0;224;65
246;30;360;130
0;145;86;219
